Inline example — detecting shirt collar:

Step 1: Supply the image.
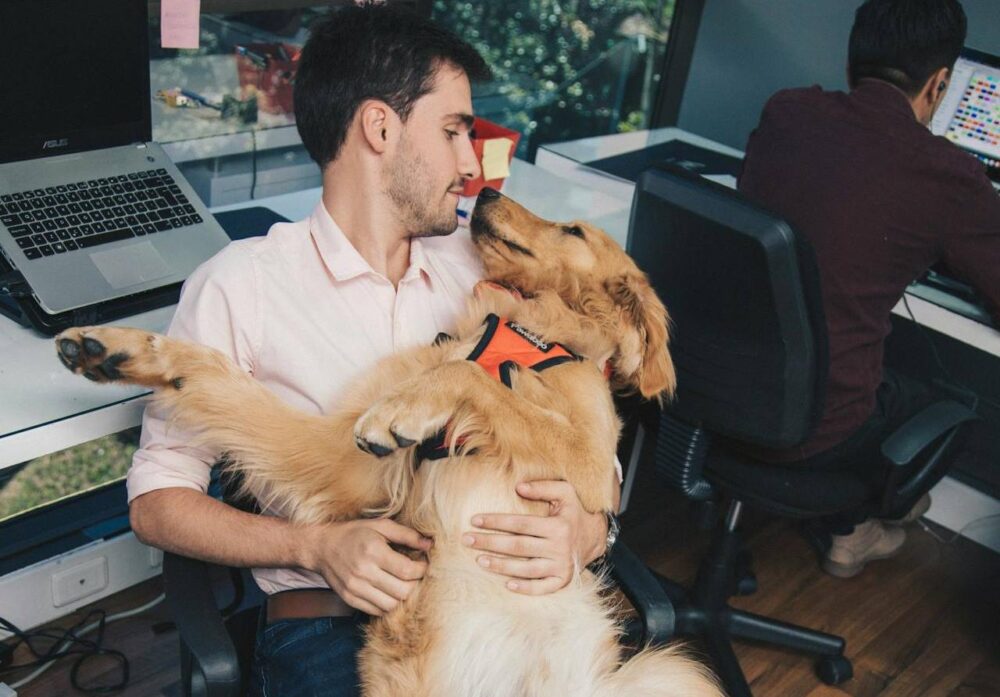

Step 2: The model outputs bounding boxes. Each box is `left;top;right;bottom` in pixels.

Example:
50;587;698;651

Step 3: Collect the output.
851;78;918;121
309;201;433;286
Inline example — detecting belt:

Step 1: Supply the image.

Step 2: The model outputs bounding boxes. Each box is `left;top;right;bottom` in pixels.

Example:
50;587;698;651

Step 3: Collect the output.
266;588;354;623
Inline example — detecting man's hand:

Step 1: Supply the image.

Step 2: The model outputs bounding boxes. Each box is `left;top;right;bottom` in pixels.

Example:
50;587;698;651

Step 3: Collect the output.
300;519;432;616
463;480;609;595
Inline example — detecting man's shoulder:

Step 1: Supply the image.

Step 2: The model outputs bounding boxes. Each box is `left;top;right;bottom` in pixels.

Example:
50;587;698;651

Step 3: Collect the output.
193;217;309;281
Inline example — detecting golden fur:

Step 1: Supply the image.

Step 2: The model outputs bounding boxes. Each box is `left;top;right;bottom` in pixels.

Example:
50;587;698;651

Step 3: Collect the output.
55;193;720;697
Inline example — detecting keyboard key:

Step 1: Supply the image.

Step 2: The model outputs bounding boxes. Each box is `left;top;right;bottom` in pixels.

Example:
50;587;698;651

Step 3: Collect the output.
0;215;19;226
52;242;67;253
143;223;156;234
192;214;203;223
65;239;79;250
154;220;172;232
43;220;57;231
57;229;71;240
180;215;193;225
16;238;32;249
29;222;45;234
24;248;41;259
44;231;58;242
8;224;30;236
31;234;46;245
77;228;132;248
39;244;54;256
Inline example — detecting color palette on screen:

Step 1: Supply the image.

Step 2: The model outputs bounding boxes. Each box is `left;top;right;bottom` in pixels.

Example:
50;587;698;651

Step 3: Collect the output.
945;71;1000;155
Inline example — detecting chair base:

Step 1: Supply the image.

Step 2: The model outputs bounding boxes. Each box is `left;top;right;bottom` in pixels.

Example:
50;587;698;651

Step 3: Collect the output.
656;500;852;697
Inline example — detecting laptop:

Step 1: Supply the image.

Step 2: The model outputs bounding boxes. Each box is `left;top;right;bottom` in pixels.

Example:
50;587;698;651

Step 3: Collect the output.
931;47;1000;190
0;0;230;317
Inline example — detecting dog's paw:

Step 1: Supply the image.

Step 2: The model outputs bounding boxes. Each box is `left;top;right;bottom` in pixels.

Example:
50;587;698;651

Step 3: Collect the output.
353;393;453;458
54;326;175;388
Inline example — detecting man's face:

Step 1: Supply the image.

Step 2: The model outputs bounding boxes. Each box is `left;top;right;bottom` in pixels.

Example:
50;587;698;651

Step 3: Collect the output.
384;64;480;237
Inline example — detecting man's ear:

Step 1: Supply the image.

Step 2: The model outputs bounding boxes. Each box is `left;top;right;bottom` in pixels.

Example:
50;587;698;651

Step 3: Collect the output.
921;66;951;123
605;273;676;400
358;100;394;154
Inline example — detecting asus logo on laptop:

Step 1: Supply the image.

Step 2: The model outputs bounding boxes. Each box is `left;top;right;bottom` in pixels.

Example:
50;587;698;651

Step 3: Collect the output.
42;138;70;150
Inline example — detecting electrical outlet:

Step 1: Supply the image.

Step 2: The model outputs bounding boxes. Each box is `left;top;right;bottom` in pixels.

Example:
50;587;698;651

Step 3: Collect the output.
51;556;108;608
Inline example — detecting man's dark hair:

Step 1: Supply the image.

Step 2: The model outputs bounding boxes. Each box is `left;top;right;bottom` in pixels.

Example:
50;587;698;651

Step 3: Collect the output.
294;3;491;169
848;0;967;96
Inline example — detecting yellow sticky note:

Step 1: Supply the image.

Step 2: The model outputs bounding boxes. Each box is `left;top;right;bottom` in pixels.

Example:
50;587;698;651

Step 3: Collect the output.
482;137;513;180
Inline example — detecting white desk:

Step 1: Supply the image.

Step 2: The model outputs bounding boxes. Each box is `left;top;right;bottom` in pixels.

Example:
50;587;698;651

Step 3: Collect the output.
535;127;1000;360
0;158;634;472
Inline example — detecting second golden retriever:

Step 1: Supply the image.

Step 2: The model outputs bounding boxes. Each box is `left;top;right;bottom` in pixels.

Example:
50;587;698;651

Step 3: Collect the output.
55;191;720;697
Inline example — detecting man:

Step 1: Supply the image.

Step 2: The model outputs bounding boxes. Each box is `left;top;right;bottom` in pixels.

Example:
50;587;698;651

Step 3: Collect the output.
126;6;615;695
738;0;1000;578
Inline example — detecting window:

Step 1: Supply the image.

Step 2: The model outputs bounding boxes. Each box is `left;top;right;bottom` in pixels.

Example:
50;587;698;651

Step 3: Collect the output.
433;1;677;159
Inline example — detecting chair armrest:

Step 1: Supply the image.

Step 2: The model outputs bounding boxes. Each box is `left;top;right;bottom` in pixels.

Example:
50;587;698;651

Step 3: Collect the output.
880;400;979;467
163;552;242;697
607;542;676;645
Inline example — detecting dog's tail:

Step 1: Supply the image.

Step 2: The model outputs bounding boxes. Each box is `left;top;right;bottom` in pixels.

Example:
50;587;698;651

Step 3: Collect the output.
595;645;724;697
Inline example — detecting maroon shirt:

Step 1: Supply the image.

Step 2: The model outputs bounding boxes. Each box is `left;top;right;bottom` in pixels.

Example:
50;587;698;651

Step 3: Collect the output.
739;79;1000;461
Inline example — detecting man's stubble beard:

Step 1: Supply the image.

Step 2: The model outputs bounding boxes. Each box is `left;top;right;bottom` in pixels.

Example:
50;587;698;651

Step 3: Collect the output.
385;138;460;238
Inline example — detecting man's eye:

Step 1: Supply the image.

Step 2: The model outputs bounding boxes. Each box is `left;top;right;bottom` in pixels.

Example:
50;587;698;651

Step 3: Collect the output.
445;129;459;140
563;225;585;238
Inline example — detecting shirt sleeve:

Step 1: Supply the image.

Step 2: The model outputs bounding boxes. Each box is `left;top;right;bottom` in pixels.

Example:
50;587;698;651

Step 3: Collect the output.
941;168;1000;325
126;243;259;503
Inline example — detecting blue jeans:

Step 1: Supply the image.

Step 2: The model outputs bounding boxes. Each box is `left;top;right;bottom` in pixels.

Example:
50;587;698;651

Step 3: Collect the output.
250;614;367;697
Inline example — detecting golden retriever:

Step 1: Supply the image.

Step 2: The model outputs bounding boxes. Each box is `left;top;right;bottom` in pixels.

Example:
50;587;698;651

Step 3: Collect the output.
54;191;721;697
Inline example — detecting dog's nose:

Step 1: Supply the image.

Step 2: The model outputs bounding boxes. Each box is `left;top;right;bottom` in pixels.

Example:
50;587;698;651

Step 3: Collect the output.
477;187;501;203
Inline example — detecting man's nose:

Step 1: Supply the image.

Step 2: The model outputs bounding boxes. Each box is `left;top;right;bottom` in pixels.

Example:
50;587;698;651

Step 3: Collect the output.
458;134;481;182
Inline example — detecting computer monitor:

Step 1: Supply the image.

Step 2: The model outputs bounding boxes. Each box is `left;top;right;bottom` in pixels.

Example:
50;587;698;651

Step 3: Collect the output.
930;47;1000;183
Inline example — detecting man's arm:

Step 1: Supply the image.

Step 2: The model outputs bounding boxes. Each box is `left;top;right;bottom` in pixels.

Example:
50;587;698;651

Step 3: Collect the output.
942;170;1000;325
131;488;431;616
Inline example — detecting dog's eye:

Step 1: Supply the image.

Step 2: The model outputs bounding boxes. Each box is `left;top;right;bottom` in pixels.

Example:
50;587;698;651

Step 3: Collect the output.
563;225;585;239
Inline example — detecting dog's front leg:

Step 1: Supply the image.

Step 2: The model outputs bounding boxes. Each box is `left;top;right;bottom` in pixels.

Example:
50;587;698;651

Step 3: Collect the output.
353;360;616;513
55;326;409;523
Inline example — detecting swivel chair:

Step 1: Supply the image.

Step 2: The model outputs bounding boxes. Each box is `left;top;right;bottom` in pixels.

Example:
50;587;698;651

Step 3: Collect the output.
626;166;978;697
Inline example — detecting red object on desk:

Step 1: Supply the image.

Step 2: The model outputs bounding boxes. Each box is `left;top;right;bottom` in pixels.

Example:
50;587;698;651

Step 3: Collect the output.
462;117;521;197
235;43;301;115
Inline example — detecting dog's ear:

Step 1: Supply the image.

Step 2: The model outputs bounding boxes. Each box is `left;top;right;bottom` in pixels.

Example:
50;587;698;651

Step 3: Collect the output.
605;272;676;400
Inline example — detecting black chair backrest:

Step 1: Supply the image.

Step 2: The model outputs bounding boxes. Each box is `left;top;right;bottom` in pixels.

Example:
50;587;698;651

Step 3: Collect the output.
627;166;828;449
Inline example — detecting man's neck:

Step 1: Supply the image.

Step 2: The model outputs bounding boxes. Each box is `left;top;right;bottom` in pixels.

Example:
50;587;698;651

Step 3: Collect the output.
321;160;411;287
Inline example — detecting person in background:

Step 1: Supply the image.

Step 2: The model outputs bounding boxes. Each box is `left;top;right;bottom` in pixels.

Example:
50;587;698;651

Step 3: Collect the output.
738;0;1000;578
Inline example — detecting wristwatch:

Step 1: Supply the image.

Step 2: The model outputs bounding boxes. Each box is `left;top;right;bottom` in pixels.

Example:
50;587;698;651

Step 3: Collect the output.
587;511;620;571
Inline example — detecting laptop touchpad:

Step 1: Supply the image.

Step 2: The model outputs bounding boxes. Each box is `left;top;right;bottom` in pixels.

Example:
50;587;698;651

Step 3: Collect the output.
90;242;172;289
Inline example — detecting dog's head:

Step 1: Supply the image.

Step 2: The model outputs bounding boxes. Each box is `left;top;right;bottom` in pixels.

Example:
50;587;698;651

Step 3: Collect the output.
469;188;675;400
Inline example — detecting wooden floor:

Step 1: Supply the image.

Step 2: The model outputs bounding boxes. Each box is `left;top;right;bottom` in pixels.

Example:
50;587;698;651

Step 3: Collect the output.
5;464;999;696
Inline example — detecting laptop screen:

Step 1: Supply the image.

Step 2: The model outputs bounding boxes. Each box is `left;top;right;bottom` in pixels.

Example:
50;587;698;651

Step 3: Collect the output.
931;47;1000;181
0;0;150;164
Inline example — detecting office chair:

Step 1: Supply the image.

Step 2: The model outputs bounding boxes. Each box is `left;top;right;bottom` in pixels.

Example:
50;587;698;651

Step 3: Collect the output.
626;166;978;697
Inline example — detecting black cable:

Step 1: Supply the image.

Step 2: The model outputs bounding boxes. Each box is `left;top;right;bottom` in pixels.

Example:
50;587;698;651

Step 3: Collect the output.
249;128;259;200
0;611;129;693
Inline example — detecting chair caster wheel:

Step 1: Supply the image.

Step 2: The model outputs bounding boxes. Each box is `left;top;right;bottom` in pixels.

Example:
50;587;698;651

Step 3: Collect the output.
817;655;853;685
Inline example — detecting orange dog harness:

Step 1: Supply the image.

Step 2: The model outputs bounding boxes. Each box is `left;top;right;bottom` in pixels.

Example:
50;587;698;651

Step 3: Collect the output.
416;313;581;462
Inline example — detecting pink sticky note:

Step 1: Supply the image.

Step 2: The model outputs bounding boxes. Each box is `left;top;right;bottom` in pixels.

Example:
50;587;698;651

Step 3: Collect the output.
161;0;201;50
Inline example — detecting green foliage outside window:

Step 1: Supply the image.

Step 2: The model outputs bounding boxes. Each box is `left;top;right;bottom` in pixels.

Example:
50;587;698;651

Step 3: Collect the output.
432;0;676;157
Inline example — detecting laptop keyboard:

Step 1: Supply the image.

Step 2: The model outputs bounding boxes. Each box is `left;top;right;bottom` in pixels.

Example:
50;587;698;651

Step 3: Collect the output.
0;169;203;260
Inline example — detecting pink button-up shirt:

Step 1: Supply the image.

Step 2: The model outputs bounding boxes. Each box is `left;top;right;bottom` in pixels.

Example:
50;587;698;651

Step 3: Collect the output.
127;201;484;594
